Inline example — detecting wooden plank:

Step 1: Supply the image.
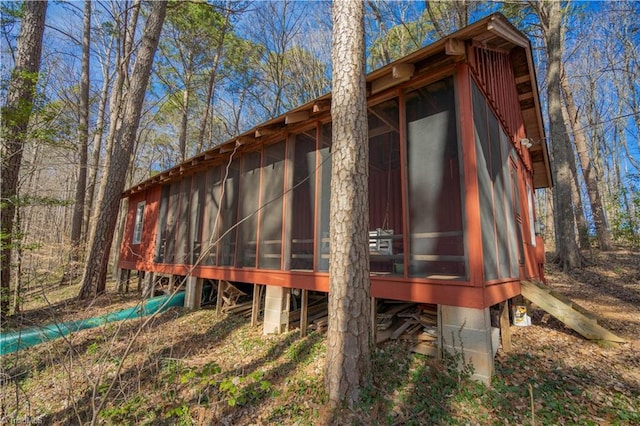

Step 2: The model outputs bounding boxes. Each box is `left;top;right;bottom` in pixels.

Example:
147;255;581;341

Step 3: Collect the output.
500;301;512;353
313;100;330;113
391;320;417;340
379;302;414;317
285;110;310;124
520;281;625;342
251;284;261;327
371;297;377;344
411;342;438;357
300;289;308;337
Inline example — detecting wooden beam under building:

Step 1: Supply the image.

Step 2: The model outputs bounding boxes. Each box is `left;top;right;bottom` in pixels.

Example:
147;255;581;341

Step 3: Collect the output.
312;100;330;113
445;38;466;56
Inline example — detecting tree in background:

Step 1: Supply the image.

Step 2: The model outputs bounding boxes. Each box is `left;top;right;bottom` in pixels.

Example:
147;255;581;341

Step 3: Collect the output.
63;0;91;284
1;0;48;314
533;0;583;269
78;1;167;299
325;0;371;410
366;0;432;69
155;0;229;163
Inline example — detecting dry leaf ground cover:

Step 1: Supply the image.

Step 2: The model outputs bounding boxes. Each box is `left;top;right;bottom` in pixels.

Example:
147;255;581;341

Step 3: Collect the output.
1;248;639;424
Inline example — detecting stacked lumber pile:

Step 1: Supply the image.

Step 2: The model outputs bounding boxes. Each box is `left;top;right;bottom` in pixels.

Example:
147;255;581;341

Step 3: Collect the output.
289;295;328;332
222;301;253;317
376;301;438;357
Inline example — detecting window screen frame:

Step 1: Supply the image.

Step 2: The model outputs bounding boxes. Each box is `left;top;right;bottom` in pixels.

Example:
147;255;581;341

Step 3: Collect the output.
132;201;145;245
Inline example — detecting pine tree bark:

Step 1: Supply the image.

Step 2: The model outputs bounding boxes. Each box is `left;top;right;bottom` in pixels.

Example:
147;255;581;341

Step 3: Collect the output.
78;1;167;299
0;0;48;314
325;0;371;409
538;0;582;270
560;66;613;250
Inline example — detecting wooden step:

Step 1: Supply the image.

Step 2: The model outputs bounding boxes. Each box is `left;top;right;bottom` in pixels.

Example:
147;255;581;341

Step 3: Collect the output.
520;280;625;343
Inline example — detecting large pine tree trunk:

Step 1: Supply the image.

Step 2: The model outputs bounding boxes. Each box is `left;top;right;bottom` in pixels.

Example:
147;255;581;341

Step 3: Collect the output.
0;0;48;314
78;1;167;299
540;0;583;270
325;0;371;409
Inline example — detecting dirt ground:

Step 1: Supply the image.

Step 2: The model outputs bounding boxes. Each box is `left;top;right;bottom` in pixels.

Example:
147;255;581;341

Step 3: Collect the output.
1;247;639;424
497;248;640;423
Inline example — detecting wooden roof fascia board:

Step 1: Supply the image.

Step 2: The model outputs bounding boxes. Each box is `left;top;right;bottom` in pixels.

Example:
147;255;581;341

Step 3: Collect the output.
285;109;311;124
255;124;282;138
521;44;552;188
486;15;529;49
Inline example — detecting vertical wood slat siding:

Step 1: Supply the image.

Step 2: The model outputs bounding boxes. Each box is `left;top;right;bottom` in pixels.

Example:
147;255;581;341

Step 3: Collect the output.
470;45;532;172
120;187;160;268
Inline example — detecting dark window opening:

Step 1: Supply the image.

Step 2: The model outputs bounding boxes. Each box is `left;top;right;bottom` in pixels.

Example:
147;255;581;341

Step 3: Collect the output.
290;129;317;271
368;99;404;275
406;77;466;278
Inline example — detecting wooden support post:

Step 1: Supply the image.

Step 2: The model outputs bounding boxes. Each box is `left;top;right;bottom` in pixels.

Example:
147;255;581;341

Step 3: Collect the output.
216;280;224;316
251;284;261;327
142;272;154;299
300;289;308;337
124;269;131;293
136;271;143;293
184;276;203;309
499;300;512;353
283;289;291;332
116;269;128;293
370;297;377;344
168;274;175;292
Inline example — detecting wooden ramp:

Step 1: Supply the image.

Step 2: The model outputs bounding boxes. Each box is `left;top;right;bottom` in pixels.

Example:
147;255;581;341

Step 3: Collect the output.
520;280;626;343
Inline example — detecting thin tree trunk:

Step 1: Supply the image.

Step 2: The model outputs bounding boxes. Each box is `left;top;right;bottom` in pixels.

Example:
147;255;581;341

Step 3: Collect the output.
325;0;371;410
560;65;612;250
66;0;92;281
79;0;167;299
195;6;231;152
13;203;22;314
179;85;189;162
0;0;48;315
560;100;590;249
84;59;112;241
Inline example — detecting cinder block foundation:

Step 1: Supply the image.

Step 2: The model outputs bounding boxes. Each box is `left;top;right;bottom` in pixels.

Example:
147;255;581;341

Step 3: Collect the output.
263;285;289;335
439;305;498;385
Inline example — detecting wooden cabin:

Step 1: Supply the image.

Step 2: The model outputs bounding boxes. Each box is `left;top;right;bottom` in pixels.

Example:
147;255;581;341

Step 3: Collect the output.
118;14;551;382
